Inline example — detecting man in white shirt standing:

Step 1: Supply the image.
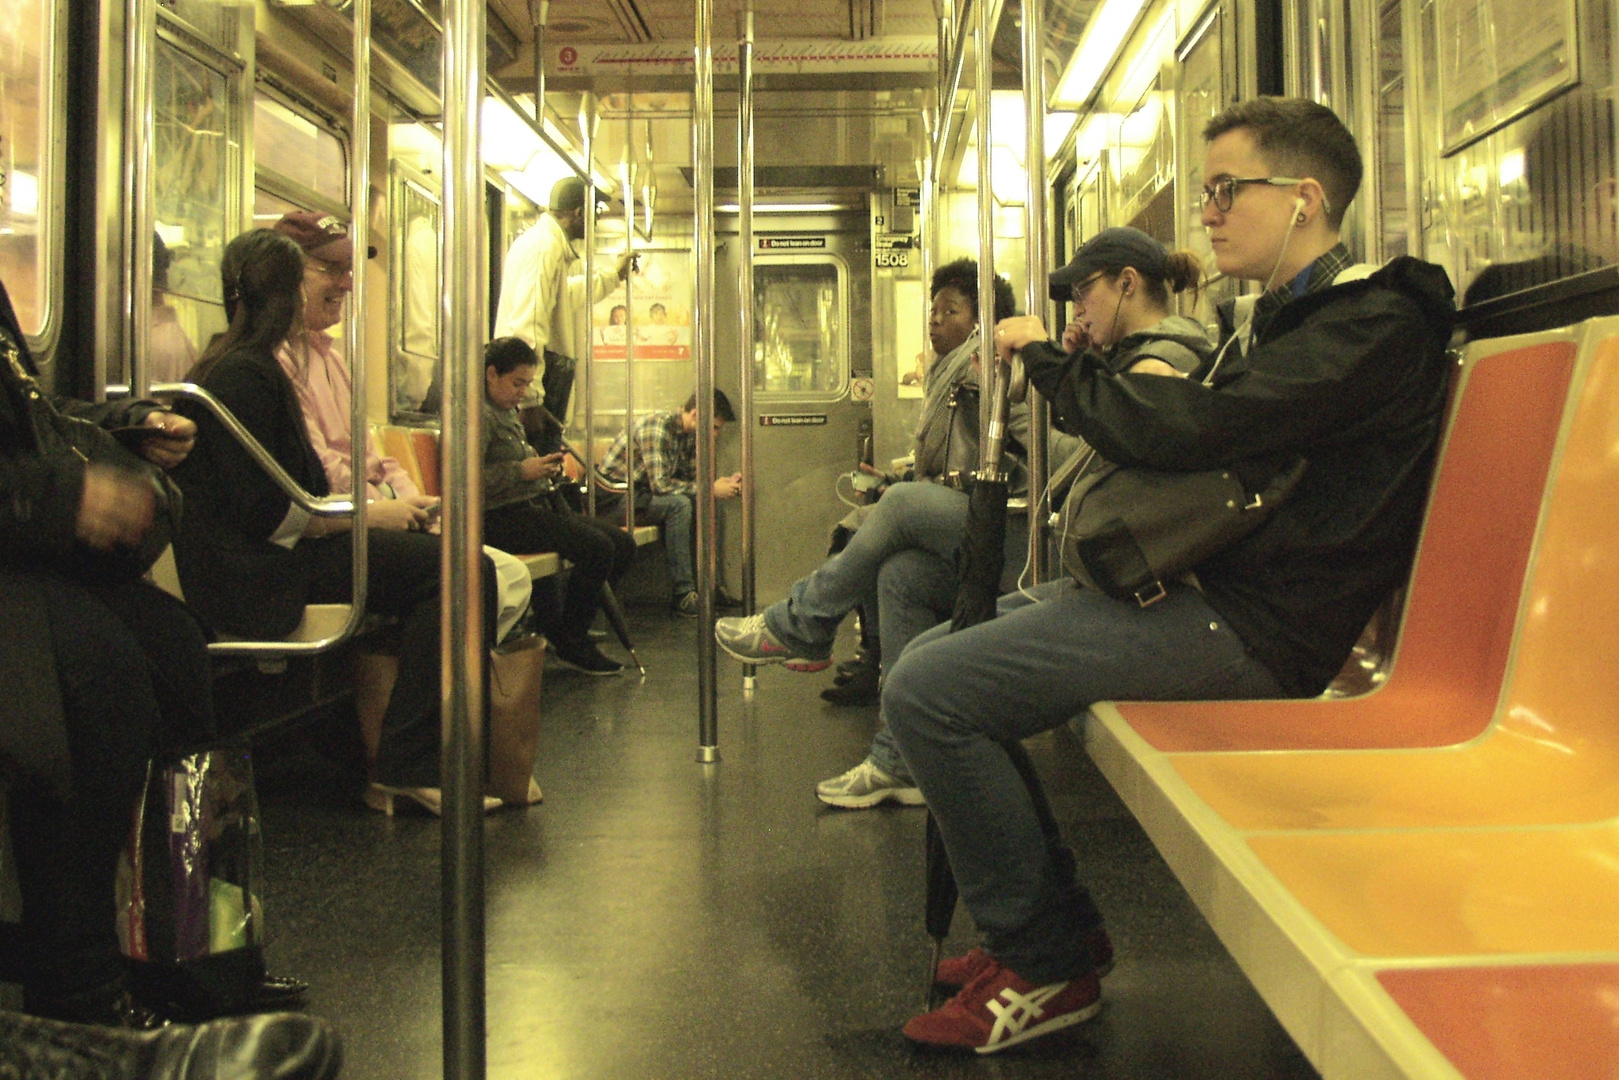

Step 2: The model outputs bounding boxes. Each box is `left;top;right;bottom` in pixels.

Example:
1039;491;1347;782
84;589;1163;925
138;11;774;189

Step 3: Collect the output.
494;176;634;450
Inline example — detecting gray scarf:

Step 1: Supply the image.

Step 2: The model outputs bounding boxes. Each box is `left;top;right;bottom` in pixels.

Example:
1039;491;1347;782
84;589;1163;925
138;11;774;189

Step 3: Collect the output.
913;331;981;480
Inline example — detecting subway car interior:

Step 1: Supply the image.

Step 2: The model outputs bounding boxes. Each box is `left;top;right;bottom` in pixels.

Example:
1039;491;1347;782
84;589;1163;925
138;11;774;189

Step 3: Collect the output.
3;0;1619;1077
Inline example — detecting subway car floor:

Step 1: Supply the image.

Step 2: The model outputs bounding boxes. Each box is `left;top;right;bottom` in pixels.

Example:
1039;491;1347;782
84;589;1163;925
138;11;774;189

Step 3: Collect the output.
255;606;1320;1080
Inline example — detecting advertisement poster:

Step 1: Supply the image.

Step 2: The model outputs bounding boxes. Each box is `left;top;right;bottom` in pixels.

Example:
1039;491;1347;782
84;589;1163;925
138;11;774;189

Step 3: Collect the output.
591;248;692;361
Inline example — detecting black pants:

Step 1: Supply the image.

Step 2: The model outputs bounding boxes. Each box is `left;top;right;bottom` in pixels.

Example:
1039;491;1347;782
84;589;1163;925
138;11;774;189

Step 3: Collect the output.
303;529;497;789
9;573;214;1017
484;499;635;646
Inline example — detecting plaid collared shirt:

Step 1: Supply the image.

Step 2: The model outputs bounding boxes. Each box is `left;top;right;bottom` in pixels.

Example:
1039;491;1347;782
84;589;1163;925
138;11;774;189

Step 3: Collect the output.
1248;243;1354;340
599;410;696;497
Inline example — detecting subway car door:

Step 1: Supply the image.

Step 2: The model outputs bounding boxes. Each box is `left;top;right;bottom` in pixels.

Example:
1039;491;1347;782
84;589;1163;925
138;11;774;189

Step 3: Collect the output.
715;219;872;605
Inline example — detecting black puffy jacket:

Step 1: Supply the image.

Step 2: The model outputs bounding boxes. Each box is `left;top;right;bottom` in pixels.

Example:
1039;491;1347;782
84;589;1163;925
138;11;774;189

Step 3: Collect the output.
1022;257;1456;695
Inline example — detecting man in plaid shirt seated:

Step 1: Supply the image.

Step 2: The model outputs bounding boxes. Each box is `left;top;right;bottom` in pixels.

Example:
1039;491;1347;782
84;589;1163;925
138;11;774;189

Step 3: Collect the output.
596;389;741;616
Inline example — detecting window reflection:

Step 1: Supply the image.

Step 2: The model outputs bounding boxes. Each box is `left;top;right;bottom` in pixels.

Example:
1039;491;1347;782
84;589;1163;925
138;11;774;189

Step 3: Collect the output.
254;94;347;208
754;262;846;396
158;0;236;51
148;39;232;387
392;174;440;413
0;0;55;338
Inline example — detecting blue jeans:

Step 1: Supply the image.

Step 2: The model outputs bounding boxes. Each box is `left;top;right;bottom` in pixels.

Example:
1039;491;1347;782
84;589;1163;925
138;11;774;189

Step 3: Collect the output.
764;480;970;666
884;579;1287;984
649;492;696;597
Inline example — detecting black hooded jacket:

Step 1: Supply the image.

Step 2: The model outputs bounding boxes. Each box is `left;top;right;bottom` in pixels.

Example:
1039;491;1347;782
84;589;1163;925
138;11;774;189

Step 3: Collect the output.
1021;256;1456;696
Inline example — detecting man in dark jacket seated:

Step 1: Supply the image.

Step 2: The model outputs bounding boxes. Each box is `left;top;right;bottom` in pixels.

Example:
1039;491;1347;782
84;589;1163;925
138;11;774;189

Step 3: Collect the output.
885;98;1455;1053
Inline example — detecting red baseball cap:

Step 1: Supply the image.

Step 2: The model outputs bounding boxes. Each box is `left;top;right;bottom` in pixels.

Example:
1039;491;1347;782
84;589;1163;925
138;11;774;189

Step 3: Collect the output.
272;211;377;264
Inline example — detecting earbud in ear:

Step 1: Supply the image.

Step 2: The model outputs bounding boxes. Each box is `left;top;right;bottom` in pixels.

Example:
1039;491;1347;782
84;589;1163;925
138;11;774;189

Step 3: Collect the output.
1292;196;1307;223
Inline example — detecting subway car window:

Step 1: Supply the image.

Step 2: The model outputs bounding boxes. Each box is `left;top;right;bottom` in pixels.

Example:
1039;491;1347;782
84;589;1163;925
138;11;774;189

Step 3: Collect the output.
392;166;441;413
253;93;348;210
252;186;304;226
155;0;237;52
148;37;234;385
754;260;847;397
1375;0;1410;260
1177;7;1232;316
0;0;57;340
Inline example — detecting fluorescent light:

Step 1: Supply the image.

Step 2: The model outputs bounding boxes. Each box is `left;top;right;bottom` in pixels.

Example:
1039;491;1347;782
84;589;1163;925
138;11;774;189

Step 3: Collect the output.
8;171;38;217
716;202;858;214
482;96;544;172
153;220;186;248
1051;0;1149;108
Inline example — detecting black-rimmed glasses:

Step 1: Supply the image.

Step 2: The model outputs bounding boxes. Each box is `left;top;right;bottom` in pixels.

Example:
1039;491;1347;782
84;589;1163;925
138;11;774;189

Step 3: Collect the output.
1199;176;1305;213
1069;272;1105;303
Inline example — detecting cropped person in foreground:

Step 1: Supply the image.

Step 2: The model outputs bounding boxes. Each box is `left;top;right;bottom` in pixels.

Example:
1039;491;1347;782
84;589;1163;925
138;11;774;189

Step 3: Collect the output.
885;97;1455;1052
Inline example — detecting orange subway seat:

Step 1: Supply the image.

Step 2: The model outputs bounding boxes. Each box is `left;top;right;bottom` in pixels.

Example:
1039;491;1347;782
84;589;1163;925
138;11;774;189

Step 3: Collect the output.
1378;963;1619;1080
378;426;426;496
408;429;441;497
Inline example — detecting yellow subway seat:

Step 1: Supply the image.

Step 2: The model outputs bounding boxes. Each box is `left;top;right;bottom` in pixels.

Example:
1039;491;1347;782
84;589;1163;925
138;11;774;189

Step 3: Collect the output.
1249;824;1619;958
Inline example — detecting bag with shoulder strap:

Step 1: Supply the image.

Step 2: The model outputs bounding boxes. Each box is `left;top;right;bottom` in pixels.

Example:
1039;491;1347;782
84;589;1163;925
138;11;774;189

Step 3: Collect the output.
1053;322;1307;606
1056;451;1306;606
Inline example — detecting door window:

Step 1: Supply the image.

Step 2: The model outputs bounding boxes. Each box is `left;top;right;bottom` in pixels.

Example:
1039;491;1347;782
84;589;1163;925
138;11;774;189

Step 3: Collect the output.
754;259;847;399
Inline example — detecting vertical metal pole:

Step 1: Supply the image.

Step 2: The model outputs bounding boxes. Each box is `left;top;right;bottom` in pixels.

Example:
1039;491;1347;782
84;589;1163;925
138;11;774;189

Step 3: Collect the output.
531;0;549;122
440;0;486;1075
347;0;372;689
974;0;997;462
580;95;599;516
620;155;637;535
1021;0;1051;581
935;11;950;155
694;0;720;762
737;1;757;691
124;0;154;397
918;146;934;394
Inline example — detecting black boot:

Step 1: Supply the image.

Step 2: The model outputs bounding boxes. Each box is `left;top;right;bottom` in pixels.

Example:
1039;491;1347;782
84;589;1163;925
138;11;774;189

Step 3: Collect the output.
821;655;880;706
0;1009;341;1080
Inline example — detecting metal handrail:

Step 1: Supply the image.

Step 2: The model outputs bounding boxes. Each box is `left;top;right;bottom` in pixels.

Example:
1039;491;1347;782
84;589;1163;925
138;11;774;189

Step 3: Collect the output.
1021;0;1052;582
974;0;1001;481
523;401;629;493
150;384;356;518
149;383;365;658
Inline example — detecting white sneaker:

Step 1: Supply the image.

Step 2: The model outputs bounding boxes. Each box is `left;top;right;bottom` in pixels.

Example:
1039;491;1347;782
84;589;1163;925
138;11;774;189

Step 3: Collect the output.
815;758;926;809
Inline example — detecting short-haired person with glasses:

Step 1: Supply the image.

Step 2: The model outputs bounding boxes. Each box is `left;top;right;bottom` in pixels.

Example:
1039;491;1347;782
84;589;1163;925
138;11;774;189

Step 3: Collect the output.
874;98;1456;1052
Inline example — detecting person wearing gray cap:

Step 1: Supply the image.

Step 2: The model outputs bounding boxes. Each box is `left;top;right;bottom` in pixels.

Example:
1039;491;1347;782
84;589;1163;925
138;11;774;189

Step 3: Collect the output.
493;176;635;447
1032;226;1210;374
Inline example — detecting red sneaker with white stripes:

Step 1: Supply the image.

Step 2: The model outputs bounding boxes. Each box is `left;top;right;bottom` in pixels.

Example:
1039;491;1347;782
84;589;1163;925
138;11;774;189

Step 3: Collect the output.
903;956;1102;1054
934;927;1114;992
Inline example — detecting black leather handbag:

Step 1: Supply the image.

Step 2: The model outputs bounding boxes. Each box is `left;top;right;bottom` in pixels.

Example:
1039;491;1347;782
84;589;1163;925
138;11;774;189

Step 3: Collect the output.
1057;453;1307;606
